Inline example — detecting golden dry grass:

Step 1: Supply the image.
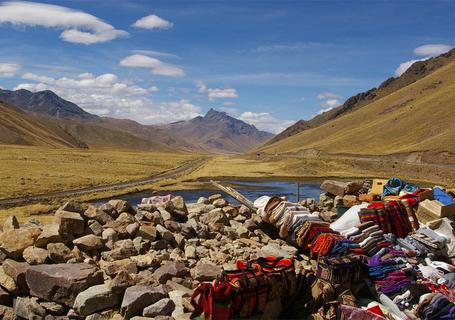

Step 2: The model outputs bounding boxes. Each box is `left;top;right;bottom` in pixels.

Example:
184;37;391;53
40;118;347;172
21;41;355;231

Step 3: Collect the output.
0;145;198;199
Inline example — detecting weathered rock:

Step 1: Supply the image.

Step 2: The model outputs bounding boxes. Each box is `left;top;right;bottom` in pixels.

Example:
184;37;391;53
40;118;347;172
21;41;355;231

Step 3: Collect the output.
102;228;118;250
126;223;140;237
153;261;189;284
157;207;172;221
343;195;358;207
0;226;41;259
101;239;137;262
14;296;46;320
213;198;228;208
108;270;135;294
156;225;173;241
100;258;137;277
191;262;221;281
2;259;29;293
208;194;223;203
54;210;85;235
35;224;68;248
73;284;119;316
130;253;160;269
3;216;19;231
184;245;196;259
0;267;18;294
87;220;104;236
39;301;66;315
59;201;84;214
47;242;74;263
84;206;114;225
104;213;135;238
23;246;49;265
197;197;209;204
26;263;104;306
73;235;104;251
200;209;229;226
222;206;238;216
143;298;175;317
239;205;251;217
257;244;297;258
136;224;157;241
120;285;167;319
320;180;347;197
0;305;15;320
108;200;134;214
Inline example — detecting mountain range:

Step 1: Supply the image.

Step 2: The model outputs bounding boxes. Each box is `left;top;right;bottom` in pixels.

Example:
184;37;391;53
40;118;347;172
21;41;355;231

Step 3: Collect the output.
257;48;455;165
0;88;273;154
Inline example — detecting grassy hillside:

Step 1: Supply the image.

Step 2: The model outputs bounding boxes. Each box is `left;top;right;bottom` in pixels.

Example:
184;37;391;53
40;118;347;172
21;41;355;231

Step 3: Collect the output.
0;103;86;148
258;59;455;158
265;48;455;146
0;145;197;199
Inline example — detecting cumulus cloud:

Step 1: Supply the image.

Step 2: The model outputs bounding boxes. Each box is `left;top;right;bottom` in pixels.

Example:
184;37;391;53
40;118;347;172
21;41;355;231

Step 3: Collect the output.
15;71;200;123
314;106;335;117
195;80;238;101
239;111;294;134
317;92;341;100
0;63;20;77
414;44;453;56
219;106;239;116
0;1;127;44
322;99;340;108
120;54;184;77
395;57;429;76
132;14;173;30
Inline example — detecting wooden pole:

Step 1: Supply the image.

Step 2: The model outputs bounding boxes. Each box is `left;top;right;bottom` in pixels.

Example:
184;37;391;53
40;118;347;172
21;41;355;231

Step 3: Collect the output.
210;180;256;212
296;182;300;202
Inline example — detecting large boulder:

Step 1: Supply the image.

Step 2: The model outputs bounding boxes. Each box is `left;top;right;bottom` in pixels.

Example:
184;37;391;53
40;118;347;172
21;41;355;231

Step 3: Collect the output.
35;224;69;248
73;235;104;252
120;285;167;319
108;200;134;215
153;261;189;284
136;224;157;241
47;242;74;263
200;209;229;226
2;259;30;293
73;284;119;316
26;263;104;306
54;210;85;235
23;246;49;265
84;205;114;225
0;267;18;294
100;258;137;277
143;298;175;317
0;227;41;259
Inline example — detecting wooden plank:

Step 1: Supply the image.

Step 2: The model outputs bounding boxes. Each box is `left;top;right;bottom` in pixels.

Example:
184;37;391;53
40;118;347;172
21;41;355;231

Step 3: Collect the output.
210;180;256;211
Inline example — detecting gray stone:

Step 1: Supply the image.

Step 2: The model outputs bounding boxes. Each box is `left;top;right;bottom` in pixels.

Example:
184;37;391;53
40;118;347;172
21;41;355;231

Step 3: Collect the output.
73;284;119;316
104;213;135;238
100;258;137;277
59;201;84;214
143;298;175;317
54;210;85;235
47;242;74;263
153;261;189;284
87;220;104;236
26;263;104;306
108;270;135;294
197;197;209;204
23;246;49;265
0;305;15;320
126;223;140;237
200;209;229;226
108;199;134;214
184;245;196;259
84;206;114;225
35;224;67;248
101;239;137;262
320;180;348;197
120;285;167;319
213;198;228;208
2;259;29;293
191;263;221;281
0;267;18;294
73;235;104;251
14;296;46;320
136;224;156;241
208;194;223;203
0;226;41;259
156;225;173;241
39;301;66;315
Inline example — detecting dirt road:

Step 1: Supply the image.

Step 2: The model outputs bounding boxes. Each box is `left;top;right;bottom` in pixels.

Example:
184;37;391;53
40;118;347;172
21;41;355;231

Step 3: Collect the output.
0;157;208;209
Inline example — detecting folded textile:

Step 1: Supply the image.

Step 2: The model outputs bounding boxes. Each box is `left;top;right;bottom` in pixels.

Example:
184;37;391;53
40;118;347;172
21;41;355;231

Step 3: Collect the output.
433;187;454;205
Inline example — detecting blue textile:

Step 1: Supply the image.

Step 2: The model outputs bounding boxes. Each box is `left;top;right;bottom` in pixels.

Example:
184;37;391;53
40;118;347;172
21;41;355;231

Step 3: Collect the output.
433;187;454;205
382;177;405;199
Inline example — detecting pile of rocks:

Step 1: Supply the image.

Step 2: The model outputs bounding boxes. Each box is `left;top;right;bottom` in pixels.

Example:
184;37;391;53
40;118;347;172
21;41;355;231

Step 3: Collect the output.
0;194;300;320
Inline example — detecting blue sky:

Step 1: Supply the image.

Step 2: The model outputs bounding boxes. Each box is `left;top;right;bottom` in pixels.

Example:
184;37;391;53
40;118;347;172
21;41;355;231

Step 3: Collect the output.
0;0;454;133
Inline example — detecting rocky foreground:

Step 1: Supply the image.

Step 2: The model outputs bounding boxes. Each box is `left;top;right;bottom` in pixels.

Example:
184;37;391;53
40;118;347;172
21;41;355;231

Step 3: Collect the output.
0;194;315;319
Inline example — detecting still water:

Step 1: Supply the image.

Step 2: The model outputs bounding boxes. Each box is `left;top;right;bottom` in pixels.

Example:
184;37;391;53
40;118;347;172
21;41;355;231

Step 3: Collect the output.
97;180;322;207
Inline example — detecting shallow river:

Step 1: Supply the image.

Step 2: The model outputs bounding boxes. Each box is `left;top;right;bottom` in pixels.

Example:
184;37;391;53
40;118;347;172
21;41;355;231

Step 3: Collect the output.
96;180;322;207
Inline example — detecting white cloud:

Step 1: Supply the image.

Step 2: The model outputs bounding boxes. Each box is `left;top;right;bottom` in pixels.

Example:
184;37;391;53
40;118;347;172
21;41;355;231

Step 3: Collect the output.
195;80;238;100
132;50;179;59
314;107;335;117
120;54;184;77
239;111;294;134
317;92;341;100
222;101;236;106
414;44;453;56
0;63;20;77
395;57;429;76
13;71;201;124
0;1;127;44
132;14;173;30
322;99;340;108
219;106;239;116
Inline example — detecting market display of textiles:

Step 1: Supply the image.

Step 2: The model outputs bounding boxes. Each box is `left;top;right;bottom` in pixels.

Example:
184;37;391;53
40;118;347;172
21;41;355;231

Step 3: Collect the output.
191;177;455;320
